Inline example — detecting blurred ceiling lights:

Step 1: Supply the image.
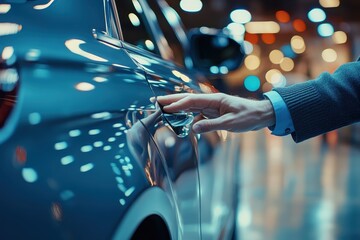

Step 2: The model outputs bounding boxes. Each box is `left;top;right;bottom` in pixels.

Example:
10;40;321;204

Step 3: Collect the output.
174;0;348;93
308;8;326;22
245;21;280;34
319;0;340;8
230;9;252;24
180;0;203;13
322;48;338;62
317;23;334;37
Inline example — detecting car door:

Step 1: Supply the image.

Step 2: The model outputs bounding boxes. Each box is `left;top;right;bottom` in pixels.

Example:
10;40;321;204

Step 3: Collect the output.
140;1;242;239
108;0;202;239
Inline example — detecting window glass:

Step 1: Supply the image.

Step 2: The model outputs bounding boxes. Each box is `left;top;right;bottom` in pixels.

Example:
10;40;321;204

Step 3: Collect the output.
147;0;185;66
114;0;158;54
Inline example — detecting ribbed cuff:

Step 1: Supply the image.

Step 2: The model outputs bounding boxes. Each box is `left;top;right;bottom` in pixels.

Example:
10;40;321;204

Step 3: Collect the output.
273;83;327;142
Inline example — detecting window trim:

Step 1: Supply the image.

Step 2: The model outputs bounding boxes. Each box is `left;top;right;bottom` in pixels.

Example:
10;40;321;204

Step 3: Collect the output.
103;0;122;39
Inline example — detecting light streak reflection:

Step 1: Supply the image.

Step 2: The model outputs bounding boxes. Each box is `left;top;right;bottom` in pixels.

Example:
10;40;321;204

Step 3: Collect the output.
33;0;55;10
65;39;108;62
0;23;22;36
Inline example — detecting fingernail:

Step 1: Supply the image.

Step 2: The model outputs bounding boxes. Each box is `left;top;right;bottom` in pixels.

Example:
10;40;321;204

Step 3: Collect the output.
150;97;156;103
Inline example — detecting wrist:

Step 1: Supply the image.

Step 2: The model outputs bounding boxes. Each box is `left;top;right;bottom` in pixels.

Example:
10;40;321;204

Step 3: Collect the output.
256;100;275;129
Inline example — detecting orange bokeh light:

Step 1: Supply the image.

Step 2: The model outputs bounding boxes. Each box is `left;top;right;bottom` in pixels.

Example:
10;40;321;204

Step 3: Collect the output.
261;34;276;44
245;33;259;44
276;10;290;23
293;19;306;32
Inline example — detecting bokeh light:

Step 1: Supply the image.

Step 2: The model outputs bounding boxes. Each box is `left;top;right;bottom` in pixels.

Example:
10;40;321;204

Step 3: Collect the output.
275;10;290;23
292;19;306;32
322;48;337;62
308;8;326;22
317;23;334;37
226;22;246;36
230;9;252;24
280;57;295;72
180;0;203;12
265;69;287;87
290;35;306;54
320;0;340;8
243;41;254;54
281;45;297;58
269;50;284;64
244;55;261;70
261;34;276;44
332;31;347;44
244;75;261;92
244;33;259;44
128;13;140;27
245;21;280;34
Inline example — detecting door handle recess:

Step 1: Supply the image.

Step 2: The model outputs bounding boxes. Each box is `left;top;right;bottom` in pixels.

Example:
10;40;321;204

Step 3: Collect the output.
162;112;194;138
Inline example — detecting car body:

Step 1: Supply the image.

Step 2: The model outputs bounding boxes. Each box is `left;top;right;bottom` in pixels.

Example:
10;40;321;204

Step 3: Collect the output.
0;0;244;239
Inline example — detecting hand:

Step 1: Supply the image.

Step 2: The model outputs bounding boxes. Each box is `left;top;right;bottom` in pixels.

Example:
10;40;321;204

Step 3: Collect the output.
156;93;275;134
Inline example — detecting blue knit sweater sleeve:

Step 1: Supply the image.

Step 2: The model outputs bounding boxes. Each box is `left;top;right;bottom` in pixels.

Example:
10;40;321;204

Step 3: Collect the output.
273;61;360;143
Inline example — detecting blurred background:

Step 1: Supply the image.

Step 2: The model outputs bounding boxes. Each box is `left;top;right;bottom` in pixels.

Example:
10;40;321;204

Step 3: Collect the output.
166;1;360;239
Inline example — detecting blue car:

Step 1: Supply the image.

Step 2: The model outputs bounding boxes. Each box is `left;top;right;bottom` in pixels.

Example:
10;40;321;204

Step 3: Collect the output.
0;0;244;239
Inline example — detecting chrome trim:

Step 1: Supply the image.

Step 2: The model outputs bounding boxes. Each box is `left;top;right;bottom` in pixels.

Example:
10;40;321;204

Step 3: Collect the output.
110;0;123;40
103;0;110;36
103;0;122;40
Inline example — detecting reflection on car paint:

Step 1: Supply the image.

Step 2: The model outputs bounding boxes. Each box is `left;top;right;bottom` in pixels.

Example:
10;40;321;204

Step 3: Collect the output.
0;23;22;36
60;190;74;201
172;69;191;83
25;49;41;61
75;82;95;91
0;68;18;91
22;167;38;183
93;76;108;83
65;39;108;62
60;155;74;165
33;0;55;10
0;4;11;14
23;110;151;213
2;46;14;60
84;63;112;73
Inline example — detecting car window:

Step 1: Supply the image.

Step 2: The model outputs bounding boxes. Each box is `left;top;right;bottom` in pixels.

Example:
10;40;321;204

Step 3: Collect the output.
147;0;185;66
114;0;159;54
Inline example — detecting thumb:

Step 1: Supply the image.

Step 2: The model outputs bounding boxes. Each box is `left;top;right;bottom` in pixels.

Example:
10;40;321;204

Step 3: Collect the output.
192;117;225;134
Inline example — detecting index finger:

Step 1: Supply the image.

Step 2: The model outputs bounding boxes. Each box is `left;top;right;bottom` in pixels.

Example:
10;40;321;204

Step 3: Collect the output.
162;93;220;113
156;93;192;105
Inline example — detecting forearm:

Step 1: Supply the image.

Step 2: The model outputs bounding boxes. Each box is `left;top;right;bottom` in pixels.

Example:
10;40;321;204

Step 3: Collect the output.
274;61;360;142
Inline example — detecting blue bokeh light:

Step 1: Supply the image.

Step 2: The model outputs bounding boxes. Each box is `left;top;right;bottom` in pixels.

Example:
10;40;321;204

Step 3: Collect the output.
308;8;326;22
244;75;261;92
317;23;334;37
281;45;296;58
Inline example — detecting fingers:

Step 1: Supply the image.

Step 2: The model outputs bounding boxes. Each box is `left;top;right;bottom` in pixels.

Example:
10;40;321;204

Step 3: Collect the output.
155;93;191;105
159;93;223;113
192;116;227;134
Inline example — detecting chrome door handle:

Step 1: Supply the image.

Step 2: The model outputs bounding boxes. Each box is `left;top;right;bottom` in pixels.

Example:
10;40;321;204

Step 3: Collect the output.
162;112;194;138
